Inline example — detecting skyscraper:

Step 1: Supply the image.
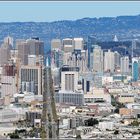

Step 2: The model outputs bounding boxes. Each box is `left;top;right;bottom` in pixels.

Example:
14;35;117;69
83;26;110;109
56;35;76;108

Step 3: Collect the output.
51;67;60;88
104;50;115;73
16;39;29;65
19;65;43;95
51;49;63;68
62;38;74;52
61;66;79;92
73;38;84;50
63;52;72;66
28;55;44;66
1;64;16;101
26;38;44;56
51;39;61;51
4;35;14;47
120;56;129;74
87;35;96;68
114;51;120;68
132;57;139;81
92;45;103;74
16;38;44;65
0;43;11;66
63;50;87;72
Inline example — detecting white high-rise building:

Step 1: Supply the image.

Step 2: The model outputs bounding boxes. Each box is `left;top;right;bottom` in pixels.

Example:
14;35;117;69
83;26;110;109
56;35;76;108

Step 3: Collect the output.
120;56;129;74
104;50;115;73
61;66;79;92
73;38;84;50
93;45;103;74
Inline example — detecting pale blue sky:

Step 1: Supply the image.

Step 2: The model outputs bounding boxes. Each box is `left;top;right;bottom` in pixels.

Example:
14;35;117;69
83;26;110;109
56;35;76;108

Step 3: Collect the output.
0;1;140;22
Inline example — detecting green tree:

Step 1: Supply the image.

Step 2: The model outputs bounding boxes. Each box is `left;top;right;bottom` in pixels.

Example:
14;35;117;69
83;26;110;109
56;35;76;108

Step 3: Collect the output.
114;130;119;135
8;133;20;139
85;118;99;126
114;108;119;114
131;120;139;126
76;134;81;139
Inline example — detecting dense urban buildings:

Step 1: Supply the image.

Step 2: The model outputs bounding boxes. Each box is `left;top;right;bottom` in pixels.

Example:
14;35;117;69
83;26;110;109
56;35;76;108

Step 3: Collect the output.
0;33;140;139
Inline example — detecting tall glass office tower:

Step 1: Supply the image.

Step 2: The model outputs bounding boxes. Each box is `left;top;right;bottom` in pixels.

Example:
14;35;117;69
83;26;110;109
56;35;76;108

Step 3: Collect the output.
87;35;96;69
132;58;139;81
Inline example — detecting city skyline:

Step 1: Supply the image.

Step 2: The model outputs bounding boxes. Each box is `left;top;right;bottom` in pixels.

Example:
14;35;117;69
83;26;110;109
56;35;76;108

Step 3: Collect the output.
0;1;140;22
0;1;140;139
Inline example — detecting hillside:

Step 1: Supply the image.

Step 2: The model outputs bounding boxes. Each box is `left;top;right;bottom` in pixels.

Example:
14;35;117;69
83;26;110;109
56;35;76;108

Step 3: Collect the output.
0;15;140;50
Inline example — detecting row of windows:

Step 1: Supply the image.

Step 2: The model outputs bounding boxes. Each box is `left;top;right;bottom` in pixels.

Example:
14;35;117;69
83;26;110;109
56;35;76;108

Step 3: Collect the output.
65;74;74;91
21;69;38;82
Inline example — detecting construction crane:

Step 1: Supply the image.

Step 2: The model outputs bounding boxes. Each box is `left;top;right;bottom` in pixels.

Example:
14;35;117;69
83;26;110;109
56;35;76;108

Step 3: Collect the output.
41;58;59;139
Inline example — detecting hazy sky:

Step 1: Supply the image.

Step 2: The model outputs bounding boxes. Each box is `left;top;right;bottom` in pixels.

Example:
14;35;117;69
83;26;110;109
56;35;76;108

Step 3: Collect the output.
0;1;140;22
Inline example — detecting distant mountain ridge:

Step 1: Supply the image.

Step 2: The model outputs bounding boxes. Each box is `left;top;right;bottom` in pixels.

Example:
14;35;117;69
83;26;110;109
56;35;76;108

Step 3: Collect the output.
0;14;140;51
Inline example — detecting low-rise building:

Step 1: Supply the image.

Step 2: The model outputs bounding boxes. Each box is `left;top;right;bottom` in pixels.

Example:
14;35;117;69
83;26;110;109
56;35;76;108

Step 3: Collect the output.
98;121;114;131
119;108;132;116
55;90;84;106
84;88;111;104
117;94;135;104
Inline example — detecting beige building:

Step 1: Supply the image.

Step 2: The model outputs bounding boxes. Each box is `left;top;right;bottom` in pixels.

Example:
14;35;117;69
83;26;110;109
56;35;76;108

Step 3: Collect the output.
119;108;132;116
51;39;61;50
0;43;11;66
84;88;111;104
1;75;16;105
16;38;44;65
117;94;135;104
62;38;74;52
1;76;16;97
